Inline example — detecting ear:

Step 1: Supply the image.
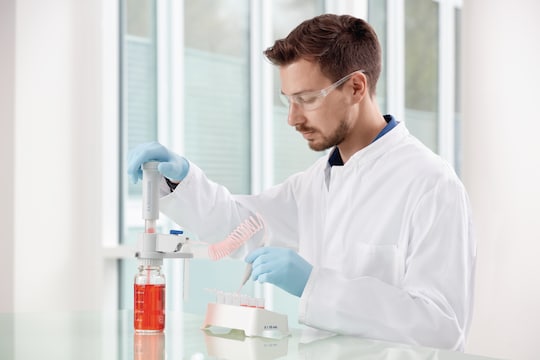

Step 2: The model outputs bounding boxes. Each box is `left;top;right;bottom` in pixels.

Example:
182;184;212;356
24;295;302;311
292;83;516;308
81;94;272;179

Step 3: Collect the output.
350;72;368;102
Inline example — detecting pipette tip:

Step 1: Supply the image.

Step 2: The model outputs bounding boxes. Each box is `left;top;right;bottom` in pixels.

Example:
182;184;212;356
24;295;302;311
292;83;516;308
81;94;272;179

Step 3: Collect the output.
237;263;253;293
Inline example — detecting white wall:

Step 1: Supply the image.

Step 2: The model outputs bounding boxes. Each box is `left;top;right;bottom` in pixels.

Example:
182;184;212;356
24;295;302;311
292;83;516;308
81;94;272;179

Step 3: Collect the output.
0;0;16;313
462;1;540;359
8;0;105;312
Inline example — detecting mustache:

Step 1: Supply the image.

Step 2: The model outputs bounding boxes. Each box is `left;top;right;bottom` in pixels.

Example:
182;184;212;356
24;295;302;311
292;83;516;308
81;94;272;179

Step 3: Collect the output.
296;125;316;132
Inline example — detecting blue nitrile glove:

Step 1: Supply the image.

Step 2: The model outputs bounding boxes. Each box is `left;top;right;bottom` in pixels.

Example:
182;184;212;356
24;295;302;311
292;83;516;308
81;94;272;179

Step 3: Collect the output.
245;247;313;297
127;141;190;184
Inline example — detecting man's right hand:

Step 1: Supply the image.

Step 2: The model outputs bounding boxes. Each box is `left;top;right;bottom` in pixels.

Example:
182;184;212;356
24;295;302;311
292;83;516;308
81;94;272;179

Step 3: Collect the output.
127;141;190;184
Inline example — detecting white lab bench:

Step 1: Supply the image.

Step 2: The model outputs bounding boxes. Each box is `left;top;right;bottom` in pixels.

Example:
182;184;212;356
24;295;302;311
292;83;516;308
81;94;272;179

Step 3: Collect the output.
0;310;501;360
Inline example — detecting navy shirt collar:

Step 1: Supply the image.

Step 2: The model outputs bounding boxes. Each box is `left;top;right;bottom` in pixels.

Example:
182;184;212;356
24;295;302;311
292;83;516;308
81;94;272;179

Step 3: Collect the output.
328;115;398;167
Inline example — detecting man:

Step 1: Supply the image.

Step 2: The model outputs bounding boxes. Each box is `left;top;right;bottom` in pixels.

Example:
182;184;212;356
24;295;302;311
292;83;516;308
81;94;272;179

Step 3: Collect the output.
128;14;475;351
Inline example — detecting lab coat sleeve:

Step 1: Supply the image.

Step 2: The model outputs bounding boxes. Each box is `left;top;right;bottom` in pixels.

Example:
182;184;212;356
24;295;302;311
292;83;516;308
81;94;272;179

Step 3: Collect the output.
298;178;476;351
159;161;300;258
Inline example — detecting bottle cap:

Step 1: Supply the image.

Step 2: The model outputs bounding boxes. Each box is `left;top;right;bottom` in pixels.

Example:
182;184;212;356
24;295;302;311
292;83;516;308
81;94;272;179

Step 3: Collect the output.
138;258;163;267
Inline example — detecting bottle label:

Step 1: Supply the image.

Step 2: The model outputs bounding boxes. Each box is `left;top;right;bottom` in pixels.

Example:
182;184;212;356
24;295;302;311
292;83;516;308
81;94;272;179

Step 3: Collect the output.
134;284;165;331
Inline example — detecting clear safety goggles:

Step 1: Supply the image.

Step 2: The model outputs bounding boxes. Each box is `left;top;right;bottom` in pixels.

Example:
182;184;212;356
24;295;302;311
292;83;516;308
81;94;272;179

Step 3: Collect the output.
279;70;365;112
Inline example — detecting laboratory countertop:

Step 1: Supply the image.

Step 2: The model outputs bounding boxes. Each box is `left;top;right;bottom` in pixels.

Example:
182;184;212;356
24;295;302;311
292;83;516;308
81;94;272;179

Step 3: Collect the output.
0;309;500;360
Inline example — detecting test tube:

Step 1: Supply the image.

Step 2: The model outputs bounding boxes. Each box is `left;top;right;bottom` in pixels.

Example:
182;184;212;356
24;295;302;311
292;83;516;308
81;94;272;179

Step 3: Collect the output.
142;162;160;233
232;293;240;306
145;221;156;233
224;292;233;305
216;290;224;304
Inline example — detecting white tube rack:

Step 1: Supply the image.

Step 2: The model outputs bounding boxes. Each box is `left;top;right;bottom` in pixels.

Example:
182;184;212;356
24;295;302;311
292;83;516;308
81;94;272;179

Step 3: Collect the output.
202;302;289;339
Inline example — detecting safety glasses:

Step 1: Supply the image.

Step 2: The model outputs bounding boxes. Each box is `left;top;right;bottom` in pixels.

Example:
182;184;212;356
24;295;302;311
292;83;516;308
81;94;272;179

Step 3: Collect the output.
279;70;364;111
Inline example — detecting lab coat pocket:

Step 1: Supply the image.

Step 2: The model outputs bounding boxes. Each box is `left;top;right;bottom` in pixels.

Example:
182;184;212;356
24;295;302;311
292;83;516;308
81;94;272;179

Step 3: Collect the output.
350;243;401;285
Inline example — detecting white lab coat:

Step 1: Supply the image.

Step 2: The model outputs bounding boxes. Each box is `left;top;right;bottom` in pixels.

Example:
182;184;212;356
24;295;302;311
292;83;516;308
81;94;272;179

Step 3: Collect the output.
159;122;476;351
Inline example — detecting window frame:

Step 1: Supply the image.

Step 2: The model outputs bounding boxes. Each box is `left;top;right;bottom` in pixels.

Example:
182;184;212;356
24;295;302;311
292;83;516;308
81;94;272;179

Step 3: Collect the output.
101;0;463;312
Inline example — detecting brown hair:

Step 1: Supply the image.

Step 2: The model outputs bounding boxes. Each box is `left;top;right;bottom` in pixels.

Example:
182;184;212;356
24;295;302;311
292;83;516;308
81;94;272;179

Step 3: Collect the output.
264;14;382;96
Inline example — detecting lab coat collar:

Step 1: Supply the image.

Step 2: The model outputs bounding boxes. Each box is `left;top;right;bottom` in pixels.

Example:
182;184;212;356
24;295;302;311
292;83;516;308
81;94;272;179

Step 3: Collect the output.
327;115;403;168
323;117;408;188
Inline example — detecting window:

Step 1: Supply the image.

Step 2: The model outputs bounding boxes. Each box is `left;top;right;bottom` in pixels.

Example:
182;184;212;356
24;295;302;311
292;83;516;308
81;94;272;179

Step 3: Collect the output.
110;0;462;318
184;0;251;194
119;0;158;311
405;0;439;151
369;0;388;113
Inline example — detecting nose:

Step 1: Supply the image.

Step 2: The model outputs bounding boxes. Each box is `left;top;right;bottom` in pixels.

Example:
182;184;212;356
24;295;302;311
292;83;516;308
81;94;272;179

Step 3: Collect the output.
287;102;306;127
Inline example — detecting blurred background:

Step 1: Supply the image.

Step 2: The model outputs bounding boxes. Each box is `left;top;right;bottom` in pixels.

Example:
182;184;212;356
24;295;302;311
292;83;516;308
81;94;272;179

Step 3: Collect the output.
1;0;539;359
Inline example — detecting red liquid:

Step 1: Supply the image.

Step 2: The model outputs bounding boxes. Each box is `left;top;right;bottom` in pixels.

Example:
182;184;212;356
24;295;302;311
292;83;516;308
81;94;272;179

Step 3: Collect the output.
134;284;165;331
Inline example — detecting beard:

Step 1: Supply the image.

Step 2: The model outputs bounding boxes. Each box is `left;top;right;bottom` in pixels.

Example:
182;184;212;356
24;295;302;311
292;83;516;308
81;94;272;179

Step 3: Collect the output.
297;118;350;152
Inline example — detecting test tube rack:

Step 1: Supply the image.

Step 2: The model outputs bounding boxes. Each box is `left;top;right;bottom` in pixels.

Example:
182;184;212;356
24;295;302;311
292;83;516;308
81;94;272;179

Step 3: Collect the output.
201;291;289;339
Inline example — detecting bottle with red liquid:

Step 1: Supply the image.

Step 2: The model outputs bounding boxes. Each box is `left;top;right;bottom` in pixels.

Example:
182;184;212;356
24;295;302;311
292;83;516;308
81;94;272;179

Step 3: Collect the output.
134;259;166;332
